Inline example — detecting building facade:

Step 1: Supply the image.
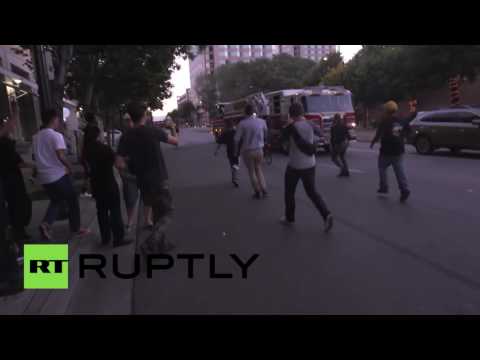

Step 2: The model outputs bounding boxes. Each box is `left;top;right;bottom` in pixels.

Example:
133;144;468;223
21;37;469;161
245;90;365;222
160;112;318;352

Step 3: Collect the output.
189;45;338;104
0;45;41;141
177;88;193;108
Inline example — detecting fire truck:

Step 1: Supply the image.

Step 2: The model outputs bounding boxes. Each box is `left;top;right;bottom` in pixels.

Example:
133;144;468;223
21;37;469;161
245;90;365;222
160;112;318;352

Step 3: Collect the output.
211;86;356;153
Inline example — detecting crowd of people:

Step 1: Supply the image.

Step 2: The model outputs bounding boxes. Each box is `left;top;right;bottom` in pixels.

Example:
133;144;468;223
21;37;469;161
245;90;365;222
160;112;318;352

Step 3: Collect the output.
0;102;178;296
1;97;414;296
215;99;415;233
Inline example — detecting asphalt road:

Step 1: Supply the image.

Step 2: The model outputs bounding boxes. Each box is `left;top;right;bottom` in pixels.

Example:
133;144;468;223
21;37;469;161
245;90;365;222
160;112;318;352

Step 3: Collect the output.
132;127;480;314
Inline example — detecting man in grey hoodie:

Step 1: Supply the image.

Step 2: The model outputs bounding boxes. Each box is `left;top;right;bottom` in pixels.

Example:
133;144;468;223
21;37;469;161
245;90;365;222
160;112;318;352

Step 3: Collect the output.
280;102;333;233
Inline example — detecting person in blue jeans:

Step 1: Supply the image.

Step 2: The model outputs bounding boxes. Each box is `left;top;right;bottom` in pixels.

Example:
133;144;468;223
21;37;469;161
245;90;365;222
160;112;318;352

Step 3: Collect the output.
370;101;414;202
33;109;90;240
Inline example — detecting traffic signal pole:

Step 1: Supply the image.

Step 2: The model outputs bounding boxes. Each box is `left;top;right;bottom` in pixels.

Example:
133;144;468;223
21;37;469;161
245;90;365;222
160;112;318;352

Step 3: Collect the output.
449;76;460;106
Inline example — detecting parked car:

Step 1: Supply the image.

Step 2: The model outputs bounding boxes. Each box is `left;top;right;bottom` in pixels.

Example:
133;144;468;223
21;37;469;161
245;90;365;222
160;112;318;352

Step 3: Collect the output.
407;107;480;154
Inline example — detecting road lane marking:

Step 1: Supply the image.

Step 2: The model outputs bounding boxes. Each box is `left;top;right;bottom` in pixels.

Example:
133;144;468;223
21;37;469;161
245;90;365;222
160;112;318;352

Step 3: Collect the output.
349;147;378;154
316;163;365;174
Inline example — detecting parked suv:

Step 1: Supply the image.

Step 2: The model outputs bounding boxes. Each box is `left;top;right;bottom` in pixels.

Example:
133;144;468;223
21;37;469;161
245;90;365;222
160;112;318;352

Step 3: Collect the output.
407;107;480;154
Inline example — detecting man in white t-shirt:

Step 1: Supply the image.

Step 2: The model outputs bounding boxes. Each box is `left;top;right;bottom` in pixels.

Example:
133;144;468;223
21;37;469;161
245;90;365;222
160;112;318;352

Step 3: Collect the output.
33;109;90;240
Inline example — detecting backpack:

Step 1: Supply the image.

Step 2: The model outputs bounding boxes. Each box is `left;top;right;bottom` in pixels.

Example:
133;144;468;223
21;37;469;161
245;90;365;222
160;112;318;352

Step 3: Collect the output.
283;123;317;156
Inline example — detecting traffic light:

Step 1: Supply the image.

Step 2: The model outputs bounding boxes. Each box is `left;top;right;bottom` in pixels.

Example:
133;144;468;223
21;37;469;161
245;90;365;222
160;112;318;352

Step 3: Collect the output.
449;76;460;106
408;99;417;113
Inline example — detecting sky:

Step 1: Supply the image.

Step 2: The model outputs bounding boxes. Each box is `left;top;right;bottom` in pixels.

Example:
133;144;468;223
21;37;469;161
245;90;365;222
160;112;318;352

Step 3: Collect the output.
153;45;362;118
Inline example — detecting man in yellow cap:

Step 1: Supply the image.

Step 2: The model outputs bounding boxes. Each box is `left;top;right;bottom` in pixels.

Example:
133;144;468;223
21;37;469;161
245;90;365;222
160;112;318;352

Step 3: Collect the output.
370;100;413;202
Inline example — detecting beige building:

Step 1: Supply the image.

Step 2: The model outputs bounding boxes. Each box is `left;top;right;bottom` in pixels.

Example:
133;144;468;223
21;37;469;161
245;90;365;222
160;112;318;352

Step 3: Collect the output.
177;88;194;108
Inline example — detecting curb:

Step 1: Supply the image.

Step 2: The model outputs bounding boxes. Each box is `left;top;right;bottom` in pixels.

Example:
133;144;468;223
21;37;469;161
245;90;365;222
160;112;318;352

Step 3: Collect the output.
0;199;97;315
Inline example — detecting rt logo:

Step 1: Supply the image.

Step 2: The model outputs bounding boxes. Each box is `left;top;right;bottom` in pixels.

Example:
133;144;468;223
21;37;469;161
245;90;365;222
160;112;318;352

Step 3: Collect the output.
24;244;69;289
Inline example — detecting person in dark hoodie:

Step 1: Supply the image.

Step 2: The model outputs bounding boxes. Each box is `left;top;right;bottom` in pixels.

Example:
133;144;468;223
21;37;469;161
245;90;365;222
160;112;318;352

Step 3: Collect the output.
214;119;240;187
0;115;33;262
0;117;23;296
330;113;352;177
83;126;132;247
370;100;414;202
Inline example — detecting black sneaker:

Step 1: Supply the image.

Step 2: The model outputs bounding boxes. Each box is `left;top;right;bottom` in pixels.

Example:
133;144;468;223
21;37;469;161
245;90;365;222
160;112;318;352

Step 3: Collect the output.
252;192;261;199
0;279;23;297
261;190;268;198
400;190;411;203
377;188;389;195
232;181;239;188
324;214;333;233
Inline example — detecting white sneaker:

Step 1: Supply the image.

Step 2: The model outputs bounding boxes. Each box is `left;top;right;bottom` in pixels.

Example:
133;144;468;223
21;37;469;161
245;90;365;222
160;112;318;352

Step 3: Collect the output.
279;217;294;226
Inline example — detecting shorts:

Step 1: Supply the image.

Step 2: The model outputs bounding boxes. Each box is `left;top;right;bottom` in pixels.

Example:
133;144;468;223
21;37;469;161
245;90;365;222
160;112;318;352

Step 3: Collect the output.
140;182;173;219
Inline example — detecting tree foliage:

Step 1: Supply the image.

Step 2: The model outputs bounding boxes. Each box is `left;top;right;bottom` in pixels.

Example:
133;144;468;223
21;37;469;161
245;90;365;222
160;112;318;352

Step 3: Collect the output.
194;73;219;117
340;45;480;106
303;52;343;86
178;100;196;122
67;45;192;114
215;54;316;101
20;45;194;118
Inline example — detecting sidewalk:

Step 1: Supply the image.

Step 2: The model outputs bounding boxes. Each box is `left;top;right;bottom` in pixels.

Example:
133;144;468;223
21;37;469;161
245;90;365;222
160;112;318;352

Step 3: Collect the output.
1;150;136;314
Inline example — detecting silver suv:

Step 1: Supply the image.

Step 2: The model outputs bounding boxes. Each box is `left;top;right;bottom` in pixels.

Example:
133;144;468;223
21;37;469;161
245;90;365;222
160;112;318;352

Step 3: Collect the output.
407;107;480;154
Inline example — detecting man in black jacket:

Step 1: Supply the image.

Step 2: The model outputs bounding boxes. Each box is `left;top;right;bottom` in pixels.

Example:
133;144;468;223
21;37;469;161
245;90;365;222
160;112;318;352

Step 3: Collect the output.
214;119;239;187
330;113;352;177
370;101;414;202
0;117;23;296
0;116;32;261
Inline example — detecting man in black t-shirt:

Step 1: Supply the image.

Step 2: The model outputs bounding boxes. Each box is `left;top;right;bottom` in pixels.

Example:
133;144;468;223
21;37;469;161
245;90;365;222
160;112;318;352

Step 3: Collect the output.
370;101;415;202
84;126;132;247
116;102;178;253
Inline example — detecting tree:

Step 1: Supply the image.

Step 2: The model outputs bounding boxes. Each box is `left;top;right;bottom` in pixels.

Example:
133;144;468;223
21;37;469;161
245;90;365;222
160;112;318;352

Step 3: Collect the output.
400;45;480;91
340;45;480;108
178;100;196;124
214;54;316;101
303;52;344;86
323;63;346;86
194;73;219;117
19;45;195;119
67;45;193;113
167;109;180;120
